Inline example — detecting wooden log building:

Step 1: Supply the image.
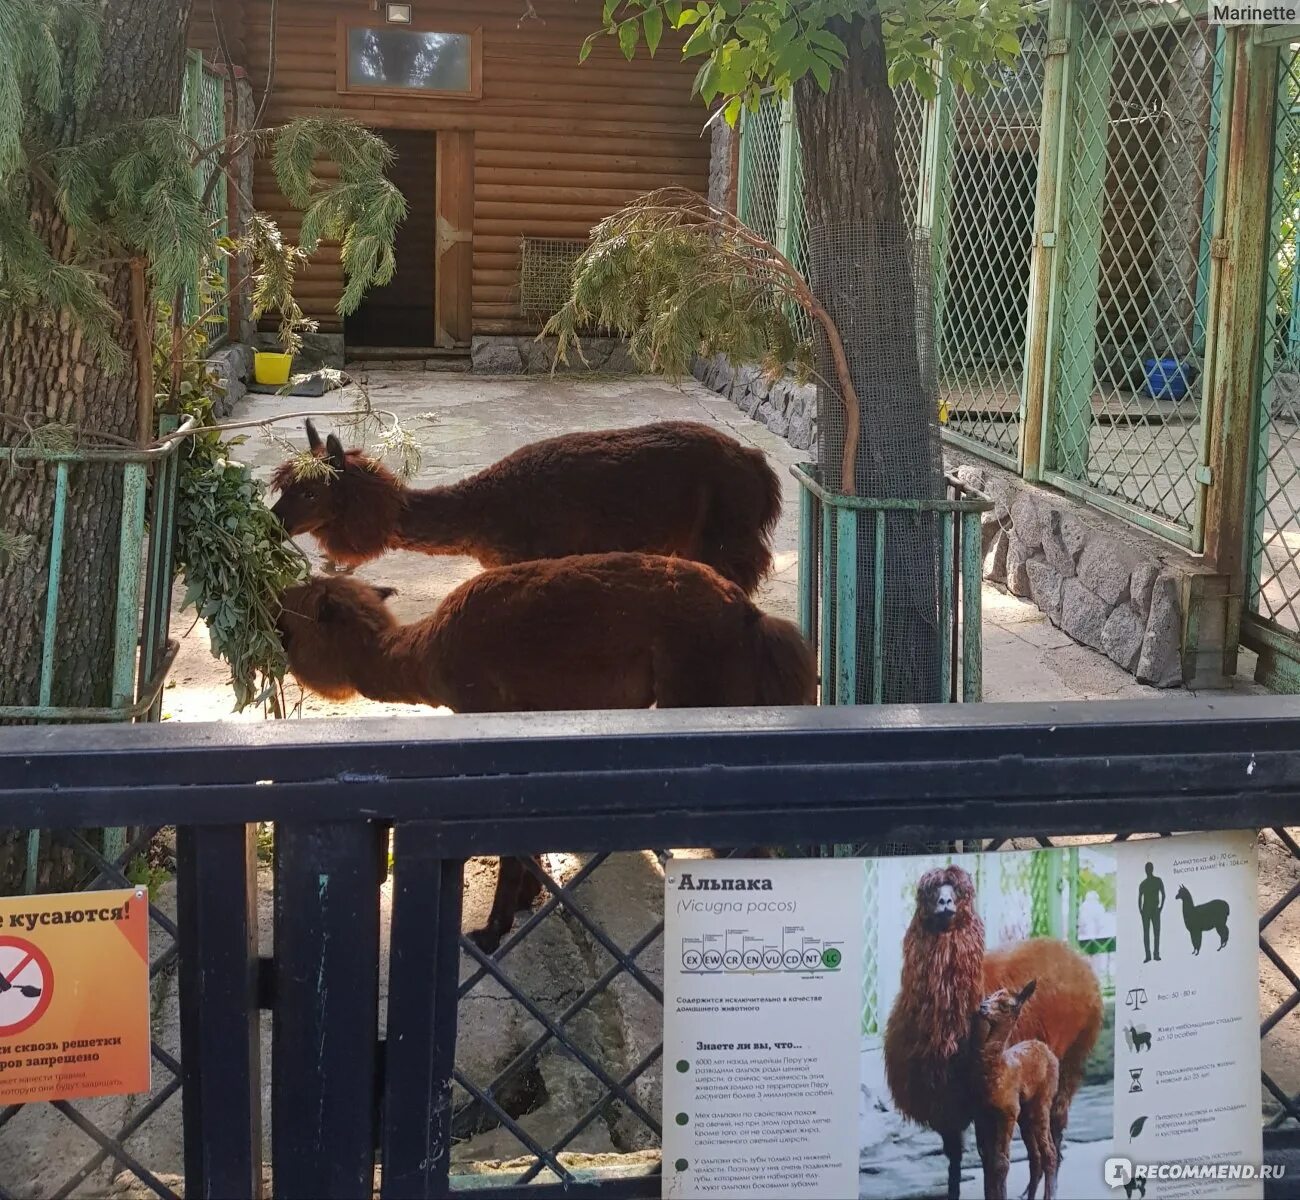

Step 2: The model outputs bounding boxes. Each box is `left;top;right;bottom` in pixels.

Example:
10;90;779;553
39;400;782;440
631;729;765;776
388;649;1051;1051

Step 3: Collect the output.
192;0;710;351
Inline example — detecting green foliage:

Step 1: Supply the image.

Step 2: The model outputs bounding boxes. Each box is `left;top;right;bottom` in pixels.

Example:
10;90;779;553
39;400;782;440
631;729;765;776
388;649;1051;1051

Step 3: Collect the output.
584;0;1034;121
126;853;173;899
268;117;406;318
1078;862;1117;913
1;0;405;368
544;189;812;382
160;309;309;712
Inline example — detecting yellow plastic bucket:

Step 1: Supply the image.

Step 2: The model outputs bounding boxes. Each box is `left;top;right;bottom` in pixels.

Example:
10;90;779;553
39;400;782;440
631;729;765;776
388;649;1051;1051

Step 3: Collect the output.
254;351;293;387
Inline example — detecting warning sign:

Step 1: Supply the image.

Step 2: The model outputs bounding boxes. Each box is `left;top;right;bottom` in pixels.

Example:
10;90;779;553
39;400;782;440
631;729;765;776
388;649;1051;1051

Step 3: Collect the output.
0;888;149;1104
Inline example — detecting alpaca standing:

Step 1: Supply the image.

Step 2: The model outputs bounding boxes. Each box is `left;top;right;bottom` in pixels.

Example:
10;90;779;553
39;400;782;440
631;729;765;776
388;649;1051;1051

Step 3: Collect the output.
277;555;815;949
271;419;782;593
883;865;1103;1200
1174;883;1229;954
971;981;1060;1200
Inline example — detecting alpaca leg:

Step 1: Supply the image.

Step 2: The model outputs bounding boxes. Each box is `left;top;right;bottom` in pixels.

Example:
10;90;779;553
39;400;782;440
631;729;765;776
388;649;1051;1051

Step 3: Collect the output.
1039;1128;1058;1200
1192;928;1202;954
467;856;528;954
515;855;545;910
1020;1126;1041;1200
1218;922;1229;950
943;1129;965;1200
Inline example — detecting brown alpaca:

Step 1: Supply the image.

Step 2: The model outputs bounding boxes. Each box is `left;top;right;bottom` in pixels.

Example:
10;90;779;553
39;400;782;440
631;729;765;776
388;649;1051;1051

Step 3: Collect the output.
276;554;815;948
882;864;1103;1200
971;981;1060;1200
270;419;782;593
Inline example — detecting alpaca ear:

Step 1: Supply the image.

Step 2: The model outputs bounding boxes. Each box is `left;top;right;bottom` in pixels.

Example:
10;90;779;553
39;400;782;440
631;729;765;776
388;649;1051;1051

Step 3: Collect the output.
373;585;397;602
325;433;347;472
305;419;323;453
1015;979;1037;1007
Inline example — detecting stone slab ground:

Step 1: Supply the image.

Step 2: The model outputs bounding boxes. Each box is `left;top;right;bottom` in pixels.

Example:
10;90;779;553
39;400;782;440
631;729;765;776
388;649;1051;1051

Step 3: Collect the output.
24;372;1284;1198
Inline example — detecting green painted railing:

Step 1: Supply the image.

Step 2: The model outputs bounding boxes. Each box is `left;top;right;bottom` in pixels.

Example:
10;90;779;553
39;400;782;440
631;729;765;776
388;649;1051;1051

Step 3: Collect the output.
793;464;992;705
0;419;192;891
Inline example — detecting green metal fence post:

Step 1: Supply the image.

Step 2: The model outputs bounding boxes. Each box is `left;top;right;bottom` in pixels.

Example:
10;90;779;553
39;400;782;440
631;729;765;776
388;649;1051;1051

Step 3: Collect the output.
1021;0;1074;482
797;478;819;644
1204;32;1279;677
835;508;860;705
819;502;836;705
961;510;984;701
777;94;798;263
1044;0;1111;482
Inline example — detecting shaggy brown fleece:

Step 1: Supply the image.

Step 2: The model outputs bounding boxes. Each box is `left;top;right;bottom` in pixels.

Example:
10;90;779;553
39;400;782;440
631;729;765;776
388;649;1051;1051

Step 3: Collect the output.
270;419;782;594
883;864;1104;1198
277;553;815;712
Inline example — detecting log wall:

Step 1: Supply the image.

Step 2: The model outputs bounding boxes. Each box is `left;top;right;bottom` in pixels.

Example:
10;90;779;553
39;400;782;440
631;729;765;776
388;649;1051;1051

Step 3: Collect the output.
237;0;710;337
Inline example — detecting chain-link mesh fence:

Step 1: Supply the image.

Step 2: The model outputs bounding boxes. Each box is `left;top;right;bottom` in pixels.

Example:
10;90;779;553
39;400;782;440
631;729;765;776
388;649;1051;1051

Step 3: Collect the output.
1249;48;1300;640
934;30;1047;464
1045;4;1221;540
519;237;589;325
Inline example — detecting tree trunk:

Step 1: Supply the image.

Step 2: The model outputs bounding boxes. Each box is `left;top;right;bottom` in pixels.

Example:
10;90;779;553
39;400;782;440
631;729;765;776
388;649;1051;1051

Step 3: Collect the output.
0;0;193;887
795;16;944;703
0;0;192;715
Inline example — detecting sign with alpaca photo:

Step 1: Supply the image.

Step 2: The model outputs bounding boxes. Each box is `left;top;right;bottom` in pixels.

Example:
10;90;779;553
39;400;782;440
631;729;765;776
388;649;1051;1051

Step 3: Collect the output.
662;832;1262;1200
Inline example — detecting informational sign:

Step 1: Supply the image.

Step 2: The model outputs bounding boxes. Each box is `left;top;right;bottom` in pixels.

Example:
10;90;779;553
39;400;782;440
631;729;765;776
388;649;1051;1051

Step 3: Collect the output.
664;832;1263;1200
0;888;150;1104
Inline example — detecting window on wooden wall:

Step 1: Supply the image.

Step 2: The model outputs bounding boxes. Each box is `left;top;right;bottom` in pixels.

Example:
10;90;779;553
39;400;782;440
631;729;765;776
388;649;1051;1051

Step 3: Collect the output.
337;19;482;99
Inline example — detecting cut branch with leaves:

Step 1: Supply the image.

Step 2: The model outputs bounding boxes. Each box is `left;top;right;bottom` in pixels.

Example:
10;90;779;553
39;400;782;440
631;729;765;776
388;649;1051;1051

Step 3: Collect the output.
545;187;863;490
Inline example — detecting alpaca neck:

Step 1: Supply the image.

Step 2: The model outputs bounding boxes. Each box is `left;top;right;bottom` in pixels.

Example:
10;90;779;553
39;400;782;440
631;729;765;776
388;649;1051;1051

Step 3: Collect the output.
973;1026;1013;1097
394;481;479;558
345;624;450;708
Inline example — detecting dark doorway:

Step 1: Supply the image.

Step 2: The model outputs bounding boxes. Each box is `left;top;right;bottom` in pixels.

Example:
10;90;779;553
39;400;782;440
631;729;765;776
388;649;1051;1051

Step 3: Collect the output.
344;130;436;348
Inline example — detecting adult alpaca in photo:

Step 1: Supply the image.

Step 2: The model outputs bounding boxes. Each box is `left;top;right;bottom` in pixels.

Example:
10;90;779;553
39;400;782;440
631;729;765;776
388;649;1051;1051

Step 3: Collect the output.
271;419;782;593
276;555;815;949
883;864;1104;1200
1174;883;1229;954
970;981;1059;1200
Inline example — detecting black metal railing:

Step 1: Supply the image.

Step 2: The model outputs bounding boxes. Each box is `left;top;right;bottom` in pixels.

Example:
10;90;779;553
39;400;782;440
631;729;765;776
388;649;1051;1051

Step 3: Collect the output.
2;698;1299;1198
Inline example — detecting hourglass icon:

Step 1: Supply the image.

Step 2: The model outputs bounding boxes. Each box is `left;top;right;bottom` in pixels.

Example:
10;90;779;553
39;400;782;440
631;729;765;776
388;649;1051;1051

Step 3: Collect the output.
1129;1068;1143;1094
1126;987;1148;1012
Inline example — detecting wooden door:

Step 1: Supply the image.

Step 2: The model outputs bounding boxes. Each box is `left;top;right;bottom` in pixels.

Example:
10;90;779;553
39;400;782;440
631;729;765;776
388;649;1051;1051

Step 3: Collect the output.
435;131;474;347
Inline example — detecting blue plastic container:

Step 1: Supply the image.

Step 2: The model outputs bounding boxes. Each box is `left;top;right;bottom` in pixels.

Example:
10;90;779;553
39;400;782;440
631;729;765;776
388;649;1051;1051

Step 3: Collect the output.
1142;357;1190;401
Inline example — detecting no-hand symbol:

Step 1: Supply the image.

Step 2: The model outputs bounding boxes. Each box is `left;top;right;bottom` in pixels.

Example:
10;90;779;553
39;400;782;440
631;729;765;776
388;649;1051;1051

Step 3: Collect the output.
0;936;54;1037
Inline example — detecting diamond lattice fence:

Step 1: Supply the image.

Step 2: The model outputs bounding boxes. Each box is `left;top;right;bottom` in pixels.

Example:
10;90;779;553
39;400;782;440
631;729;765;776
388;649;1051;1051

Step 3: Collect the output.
1249;49;1300;637
1046;5;1222;540
934;31;1047;463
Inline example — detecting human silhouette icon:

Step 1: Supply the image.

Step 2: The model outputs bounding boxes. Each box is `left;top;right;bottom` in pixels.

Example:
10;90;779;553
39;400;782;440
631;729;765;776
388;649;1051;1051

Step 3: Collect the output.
1138;862;1165;962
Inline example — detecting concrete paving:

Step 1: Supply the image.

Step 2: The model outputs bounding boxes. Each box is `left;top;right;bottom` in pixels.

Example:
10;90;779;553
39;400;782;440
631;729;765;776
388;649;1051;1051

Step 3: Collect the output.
164;368;1260;722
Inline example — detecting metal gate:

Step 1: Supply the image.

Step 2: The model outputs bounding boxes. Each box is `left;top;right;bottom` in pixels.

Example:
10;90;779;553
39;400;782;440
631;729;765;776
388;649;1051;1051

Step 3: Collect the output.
1247;44;1300;689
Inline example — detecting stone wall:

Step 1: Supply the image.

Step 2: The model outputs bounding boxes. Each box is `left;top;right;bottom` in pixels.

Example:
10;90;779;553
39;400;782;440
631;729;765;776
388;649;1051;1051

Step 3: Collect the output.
708;121;734;211
691;353;819;453
471;335;639;375
950;457;1228;688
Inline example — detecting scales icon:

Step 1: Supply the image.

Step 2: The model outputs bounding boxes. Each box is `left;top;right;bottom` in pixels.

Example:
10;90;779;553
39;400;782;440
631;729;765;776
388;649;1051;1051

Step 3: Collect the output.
1125;987;1148;1012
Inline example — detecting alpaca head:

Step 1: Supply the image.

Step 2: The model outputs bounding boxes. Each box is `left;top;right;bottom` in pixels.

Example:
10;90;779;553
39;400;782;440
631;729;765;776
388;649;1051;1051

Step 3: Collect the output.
1175;884;1190;902
912;864;977;935
974;980;1036;1048
277;575;399;699
270;421;405;565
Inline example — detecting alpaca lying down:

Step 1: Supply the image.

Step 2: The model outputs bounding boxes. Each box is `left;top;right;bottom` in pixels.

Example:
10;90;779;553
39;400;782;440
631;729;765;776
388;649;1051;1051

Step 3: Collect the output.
276;553;815;949
275;553;815;713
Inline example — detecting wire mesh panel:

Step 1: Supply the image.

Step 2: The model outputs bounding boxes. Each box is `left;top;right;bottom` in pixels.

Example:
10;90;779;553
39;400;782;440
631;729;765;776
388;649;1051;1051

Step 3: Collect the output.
519;237;588;324
1045;2;1223;545
1248;49;1300;643
934;31;1047;465
738;94;784;247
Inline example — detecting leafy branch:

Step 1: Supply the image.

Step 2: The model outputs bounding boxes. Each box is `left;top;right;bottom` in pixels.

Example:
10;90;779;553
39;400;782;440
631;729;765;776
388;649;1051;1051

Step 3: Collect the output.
544;187;863;490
